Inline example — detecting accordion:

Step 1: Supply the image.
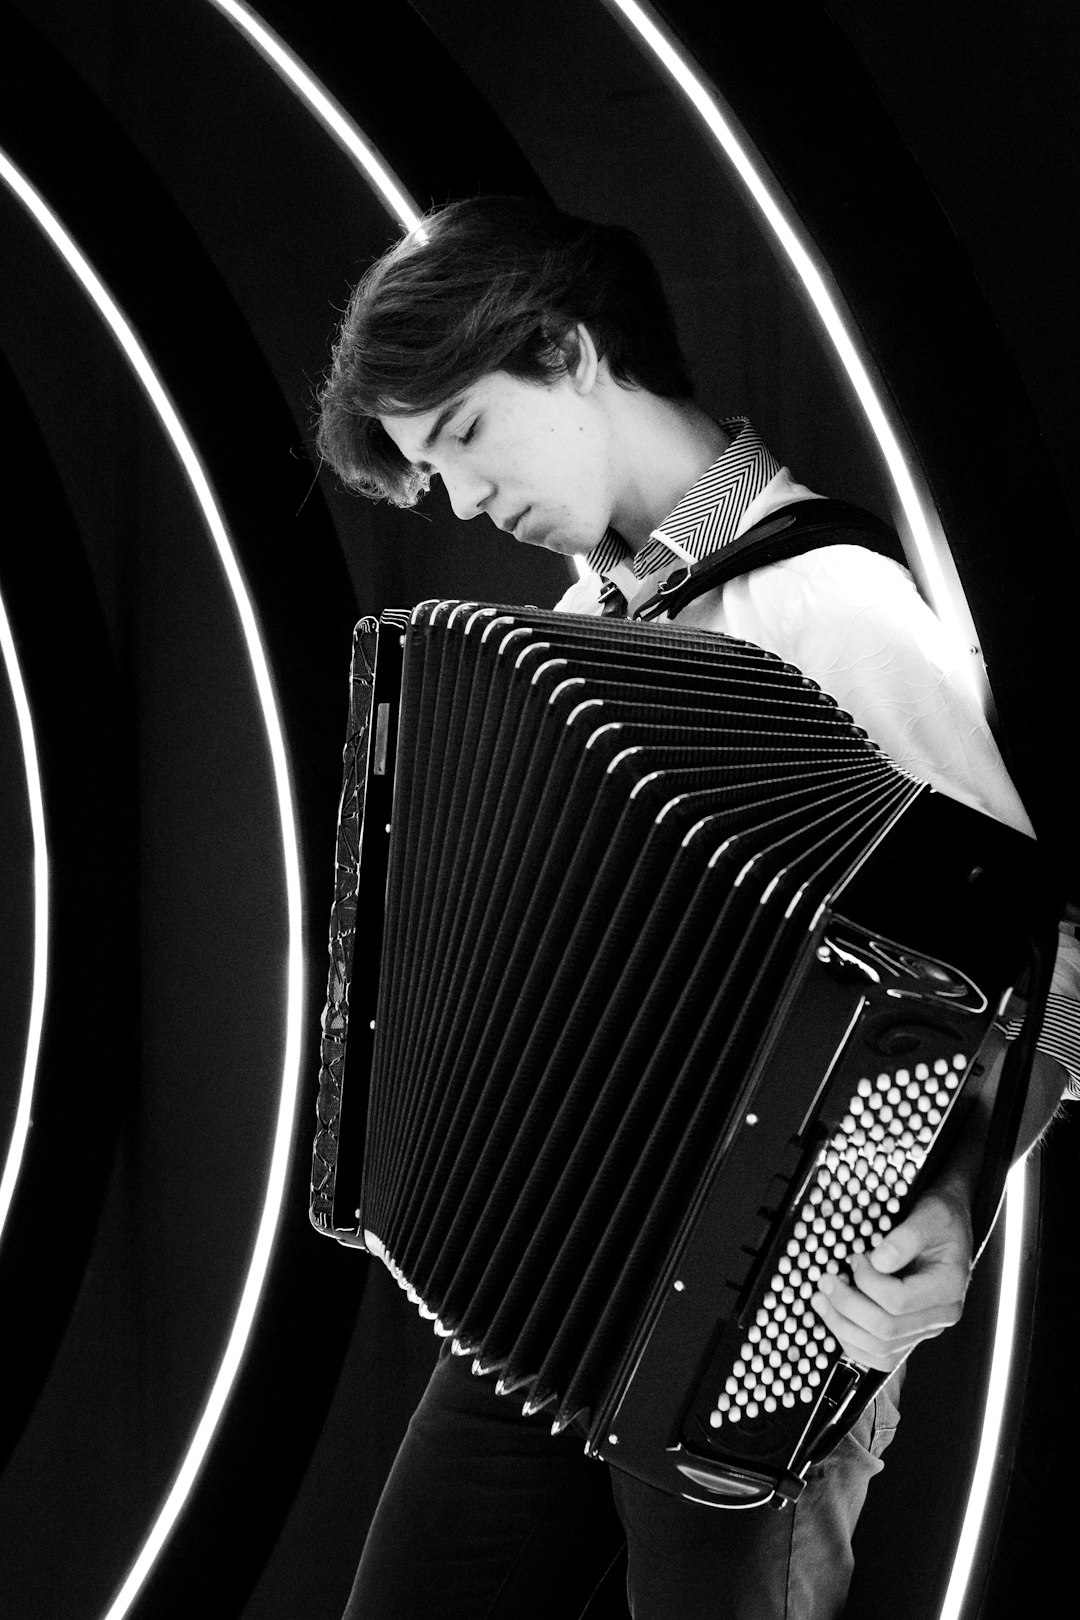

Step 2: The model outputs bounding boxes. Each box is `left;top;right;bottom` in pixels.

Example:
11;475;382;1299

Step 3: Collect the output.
311;601;1037;1508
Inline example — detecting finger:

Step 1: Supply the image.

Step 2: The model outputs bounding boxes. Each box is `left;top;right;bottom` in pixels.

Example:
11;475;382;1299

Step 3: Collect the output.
811;1283;949;1372
815;1269;961;1341
808;1293;900;1370
848;1251;968;1319
867;1227;918;1276
810;1287;937;1371
869;1191;972;1277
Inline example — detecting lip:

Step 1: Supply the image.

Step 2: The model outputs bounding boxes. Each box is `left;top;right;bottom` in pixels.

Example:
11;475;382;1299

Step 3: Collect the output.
507;507;530;537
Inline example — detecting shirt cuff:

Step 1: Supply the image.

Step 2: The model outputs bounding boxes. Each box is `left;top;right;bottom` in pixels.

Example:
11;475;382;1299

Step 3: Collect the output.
1000;990;1080;1099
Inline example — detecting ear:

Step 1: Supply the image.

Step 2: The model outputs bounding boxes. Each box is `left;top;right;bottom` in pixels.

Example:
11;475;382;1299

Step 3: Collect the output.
560;323;601;395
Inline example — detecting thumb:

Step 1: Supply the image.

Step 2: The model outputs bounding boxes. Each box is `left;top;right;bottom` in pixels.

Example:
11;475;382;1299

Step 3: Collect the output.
868;1218;921;1275
868;1189;968;1275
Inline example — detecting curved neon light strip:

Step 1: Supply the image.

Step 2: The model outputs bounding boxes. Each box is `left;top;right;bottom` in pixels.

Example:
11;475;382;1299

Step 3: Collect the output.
206;0;422;230
179;17;1027;1607
15;11;429;1614
0;148;304;1619
0;587;49;1245
600;0;986;702
939;1159;1026;1620
603;4;1023;1608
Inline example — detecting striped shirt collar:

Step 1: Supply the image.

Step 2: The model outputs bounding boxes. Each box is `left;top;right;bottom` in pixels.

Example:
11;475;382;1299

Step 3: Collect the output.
586;416;781;582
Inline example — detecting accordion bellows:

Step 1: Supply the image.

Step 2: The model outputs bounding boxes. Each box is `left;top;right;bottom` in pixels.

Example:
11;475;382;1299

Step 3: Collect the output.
312;601;1036;1507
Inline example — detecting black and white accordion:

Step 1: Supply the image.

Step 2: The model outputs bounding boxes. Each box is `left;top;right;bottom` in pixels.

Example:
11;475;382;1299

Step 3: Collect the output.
311;601;1038;1508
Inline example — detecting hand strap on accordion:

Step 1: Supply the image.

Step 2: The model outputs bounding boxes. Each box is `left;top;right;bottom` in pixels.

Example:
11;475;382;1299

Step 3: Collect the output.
970;907;1059;1257
311;616;379;1231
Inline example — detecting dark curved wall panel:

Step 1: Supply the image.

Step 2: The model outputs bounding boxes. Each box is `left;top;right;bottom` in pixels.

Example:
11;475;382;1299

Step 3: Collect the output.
0;1;563;1616
0;346;132;1470
0;116;343;1620
0;5;360;1613
648;0;1078;892
0;2;1075;1618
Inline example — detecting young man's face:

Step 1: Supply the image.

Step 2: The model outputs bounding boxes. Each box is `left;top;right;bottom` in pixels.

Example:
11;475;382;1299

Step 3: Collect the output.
378;349;616;558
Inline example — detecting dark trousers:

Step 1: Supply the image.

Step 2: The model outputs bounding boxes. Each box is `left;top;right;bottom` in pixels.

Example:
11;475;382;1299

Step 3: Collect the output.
344;1350;902;1619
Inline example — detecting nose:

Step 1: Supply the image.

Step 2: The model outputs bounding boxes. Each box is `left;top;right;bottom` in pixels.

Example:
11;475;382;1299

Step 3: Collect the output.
442;465;495;522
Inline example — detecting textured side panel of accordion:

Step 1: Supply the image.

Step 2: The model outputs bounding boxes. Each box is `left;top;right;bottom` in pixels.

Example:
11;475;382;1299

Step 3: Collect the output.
318;601;1039;1506
309;612;405;1242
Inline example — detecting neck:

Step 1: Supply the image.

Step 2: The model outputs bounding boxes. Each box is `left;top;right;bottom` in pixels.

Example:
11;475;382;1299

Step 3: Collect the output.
606;392;730;552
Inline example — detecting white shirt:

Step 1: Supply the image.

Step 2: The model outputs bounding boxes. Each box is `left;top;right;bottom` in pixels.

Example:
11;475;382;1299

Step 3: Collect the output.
554;445;1080;1087
556;464;1034;836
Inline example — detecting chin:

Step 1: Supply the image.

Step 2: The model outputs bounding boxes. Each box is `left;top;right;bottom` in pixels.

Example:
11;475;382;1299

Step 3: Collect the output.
531;528;596;558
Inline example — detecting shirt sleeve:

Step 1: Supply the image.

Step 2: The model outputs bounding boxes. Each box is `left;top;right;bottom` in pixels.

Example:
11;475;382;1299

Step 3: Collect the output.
563;544;1079;1096
1001;927;1080;1098
714;545;1035;837
710;544;1080;1093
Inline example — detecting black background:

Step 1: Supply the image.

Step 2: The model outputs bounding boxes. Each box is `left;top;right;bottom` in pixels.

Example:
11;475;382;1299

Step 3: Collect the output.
0;3;1076;1616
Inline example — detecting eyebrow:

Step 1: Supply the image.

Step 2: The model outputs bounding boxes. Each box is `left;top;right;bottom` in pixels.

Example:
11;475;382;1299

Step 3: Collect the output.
421;397;467;455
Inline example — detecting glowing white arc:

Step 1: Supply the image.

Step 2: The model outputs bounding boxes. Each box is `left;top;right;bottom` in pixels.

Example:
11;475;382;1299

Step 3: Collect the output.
938;1159;1027;1620
599;0;985;703
0;147;304;1620
207;0;422;230
0;585;49;1245
600;8;1025;1613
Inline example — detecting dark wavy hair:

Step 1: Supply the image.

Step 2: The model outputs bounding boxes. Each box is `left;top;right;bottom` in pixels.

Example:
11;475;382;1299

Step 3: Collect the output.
315;195;694;506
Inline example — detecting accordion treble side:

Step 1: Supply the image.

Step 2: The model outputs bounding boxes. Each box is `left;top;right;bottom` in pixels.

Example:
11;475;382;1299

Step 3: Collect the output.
311;601;1040;1508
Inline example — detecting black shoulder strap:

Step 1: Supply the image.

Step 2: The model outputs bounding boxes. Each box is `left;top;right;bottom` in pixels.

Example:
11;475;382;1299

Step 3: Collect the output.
620;499;907;622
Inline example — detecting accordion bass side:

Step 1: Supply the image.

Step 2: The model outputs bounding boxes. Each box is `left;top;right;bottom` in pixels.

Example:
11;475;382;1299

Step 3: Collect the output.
311;601;1039;1508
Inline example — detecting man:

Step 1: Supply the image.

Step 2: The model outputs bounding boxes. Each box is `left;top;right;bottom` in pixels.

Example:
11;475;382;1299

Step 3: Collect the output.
316;195;1078;1618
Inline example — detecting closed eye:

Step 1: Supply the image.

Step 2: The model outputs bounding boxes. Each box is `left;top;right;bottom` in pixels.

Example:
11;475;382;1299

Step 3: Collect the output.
459;417;479;446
